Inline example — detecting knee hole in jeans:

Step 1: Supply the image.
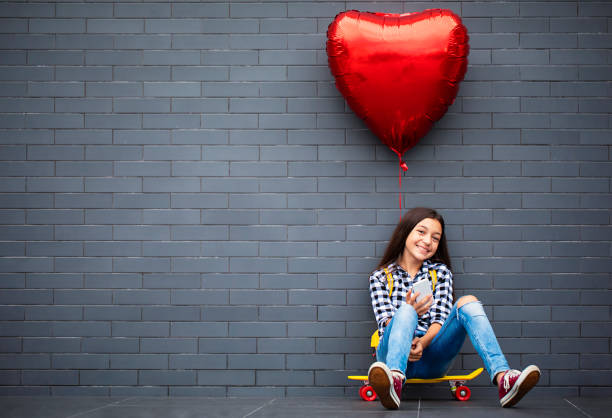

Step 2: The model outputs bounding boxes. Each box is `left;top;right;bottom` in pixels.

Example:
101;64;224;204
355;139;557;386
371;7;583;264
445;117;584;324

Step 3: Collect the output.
457;295;479;309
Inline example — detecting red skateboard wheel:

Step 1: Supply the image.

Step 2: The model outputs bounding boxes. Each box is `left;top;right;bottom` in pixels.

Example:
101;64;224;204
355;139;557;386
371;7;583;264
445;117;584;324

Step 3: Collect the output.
359;384;377;401
455;385;471;401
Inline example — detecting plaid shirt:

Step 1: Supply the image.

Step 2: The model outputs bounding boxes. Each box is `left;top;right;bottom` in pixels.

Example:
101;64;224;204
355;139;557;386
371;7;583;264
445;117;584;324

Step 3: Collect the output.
369;259;454;337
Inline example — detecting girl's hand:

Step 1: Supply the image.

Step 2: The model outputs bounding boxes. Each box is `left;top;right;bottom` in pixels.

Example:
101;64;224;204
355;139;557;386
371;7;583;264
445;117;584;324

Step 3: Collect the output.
406;290;433;316
409;337;423;362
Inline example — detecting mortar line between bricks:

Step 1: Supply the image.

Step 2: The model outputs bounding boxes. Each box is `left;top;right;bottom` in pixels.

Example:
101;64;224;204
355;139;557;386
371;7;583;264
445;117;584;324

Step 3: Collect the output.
62;396;138;418
564;399;594;418
242;398;276;418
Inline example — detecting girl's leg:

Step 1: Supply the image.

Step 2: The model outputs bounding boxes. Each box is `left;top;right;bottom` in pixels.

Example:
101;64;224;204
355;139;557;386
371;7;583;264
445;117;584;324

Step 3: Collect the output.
408;296;510;384
376;303;419;374
405;303;465;379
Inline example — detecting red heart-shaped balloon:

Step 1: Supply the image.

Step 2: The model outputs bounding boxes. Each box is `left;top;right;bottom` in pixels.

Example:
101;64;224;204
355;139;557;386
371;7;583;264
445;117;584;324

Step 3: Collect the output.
327;9;469;160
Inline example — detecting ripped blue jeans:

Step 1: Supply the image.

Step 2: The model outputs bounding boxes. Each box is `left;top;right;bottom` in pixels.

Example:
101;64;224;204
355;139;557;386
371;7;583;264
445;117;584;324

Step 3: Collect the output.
376;300;509;384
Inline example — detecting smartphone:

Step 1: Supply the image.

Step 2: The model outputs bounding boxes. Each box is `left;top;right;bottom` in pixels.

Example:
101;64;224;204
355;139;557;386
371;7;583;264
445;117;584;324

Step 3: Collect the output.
412;278;433;303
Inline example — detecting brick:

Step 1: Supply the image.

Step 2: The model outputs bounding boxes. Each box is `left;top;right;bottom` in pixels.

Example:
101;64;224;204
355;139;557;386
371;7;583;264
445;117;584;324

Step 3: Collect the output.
494;178;549;193
140;338;197;354
551;82;608;97
260;306;316;321
551;17;607;33
174;129;227;145
228;354;283;370
492;49;549;65
261;50;317;65
464;193;521;209
551;50;608;65
22;370;79;386
141;371;196;386
578;33;611;48
525;96;582;113
229;322;286;338
114;35;172;50
288;194;344;209
493;114;550;129
171;323;227;337
287;354;344;370
318;242;373;257
201;272;259;289
56;34;114;50
523;354;579;370
259;242;317;258
260;273;317;289
53;354;109;369
552;338;608;354
552;306;609;321
523;194;580;209
202;305;256;322
465;66;519;82
491;81;549;97
520;2;577;17
554;178;608;193
173;34;228;50
261;18;316;33
551;371;612;386
115;3;170;18
198;370;254;386
0;34;52;50
258;338;314;354
552;210;608;225
258;370;313;386
169;354;226;370
552;114;608;129
493;242;551;257
198;338;255;354
80;370;137;385
260;81;316;97
521;226;580;241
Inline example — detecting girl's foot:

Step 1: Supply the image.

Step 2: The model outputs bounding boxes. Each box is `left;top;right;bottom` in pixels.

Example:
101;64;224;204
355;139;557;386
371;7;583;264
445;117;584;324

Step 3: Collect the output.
498;365;541;407
367;362;403;410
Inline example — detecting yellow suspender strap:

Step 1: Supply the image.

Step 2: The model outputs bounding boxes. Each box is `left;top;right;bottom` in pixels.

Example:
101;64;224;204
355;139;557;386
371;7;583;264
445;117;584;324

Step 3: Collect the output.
383;267;393;295
429;269;437;292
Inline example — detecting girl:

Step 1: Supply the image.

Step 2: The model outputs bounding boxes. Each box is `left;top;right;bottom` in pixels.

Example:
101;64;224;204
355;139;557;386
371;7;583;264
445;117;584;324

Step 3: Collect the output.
368;207;540;410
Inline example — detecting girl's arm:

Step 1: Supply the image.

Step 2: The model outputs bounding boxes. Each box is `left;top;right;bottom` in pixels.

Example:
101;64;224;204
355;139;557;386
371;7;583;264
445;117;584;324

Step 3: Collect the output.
409;322;441;362
369;271;394;335
418;322;441;348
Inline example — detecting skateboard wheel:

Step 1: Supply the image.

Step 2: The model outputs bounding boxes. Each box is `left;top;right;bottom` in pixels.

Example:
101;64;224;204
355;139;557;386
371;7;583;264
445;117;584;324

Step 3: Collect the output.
359;385;377;402
455;385;470;401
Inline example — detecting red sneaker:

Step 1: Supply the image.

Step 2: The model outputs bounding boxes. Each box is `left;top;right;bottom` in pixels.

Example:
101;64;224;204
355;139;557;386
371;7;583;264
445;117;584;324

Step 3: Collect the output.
498;365;541;407
368;362;402;410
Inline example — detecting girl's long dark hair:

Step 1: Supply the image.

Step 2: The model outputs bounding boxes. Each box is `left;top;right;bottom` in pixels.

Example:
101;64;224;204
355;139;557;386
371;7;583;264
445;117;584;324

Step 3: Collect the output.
377;207;452;270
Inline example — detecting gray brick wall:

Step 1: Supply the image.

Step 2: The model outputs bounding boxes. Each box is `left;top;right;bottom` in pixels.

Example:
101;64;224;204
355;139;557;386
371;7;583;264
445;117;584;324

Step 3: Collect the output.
0;0;610;398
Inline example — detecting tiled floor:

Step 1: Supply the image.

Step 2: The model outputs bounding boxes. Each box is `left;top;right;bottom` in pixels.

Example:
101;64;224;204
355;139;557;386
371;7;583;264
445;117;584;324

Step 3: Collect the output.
0;396;608;418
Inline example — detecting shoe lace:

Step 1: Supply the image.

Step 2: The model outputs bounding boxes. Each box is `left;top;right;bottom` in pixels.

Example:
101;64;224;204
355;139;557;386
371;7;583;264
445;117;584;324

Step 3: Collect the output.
503;370;521;391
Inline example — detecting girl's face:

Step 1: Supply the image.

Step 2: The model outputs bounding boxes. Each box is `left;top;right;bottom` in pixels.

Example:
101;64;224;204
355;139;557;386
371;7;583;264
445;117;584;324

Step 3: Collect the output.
403;218;443;263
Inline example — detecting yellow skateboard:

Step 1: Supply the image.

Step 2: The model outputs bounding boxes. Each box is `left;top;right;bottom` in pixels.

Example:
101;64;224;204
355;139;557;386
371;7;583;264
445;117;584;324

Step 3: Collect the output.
348;367;483;402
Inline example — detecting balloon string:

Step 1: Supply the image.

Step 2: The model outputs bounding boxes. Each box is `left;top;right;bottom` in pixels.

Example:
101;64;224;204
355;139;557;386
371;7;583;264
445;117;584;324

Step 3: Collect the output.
399;157;402;218
398;157;408;220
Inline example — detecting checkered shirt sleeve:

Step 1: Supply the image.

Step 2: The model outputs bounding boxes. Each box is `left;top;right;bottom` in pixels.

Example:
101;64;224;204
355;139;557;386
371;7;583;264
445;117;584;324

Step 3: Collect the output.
368;268;394;335
428;263;454;326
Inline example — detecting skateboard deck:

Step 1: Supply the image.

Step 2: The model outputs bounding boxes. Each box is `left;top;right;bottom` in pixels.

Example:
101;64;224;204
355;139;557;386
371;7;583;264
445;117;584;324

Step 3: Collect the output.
348;367;483;401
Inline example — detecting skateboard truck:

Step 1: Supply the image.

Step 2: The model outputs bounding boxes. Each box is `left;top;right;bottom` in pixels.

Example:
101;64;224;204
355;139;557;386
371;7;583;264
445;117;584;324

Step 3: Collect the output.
449;379;471;401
